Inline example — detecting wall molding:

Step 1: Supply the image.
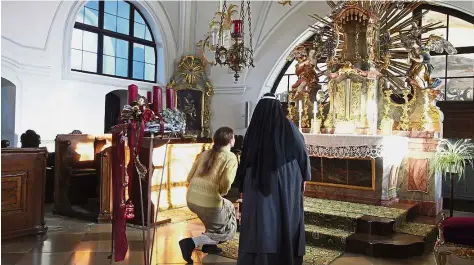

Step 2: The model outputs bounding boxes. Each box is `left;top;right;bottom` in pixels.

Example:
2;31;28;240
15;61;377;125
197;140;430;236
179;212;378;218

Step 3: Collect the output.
254;2;272;50
178;0;197;58
253;1;305;58
213;84;247;95
1;55;52;76
64;70;166;91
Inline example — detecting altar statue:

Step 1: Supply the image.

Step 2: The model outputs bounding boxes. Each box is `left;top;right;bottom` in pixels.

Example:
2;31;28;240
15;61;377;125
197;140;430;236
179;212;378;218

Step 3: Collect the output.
288;45;318;100
286;44;320;128
402;23;457;91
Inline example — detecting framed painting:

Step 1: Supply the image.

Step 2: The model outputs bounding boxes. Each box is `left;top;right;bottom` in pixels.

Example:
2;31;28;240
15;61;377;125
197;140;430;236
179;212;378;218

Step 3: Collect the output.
176;89;204;135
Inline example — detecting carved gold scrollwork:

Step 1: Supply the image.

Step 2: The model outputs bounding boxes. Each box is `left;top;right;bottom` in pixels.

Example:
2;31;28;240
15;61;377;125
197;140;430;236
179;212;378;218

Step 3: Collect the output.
349;82;362;121
171;56;213;138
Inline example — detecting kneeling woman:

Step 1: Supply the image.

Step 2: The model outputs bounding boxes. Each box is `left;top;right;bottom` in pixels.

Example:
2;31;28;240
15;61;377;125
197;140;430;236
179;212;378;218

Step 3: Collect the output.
179;127;238;264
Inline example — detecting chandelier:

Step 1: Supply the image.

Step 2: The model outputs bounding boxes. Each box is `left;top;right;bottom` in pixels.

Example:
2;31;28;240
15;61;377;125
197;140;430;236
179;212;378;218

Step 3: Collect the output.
212;0;255;82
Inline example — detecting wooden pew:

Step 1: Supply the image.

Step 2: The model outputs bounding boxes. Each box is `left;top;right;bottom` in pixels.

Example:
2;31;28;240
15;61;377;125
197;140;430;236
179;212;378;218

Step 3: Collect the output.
53;134;111;221
96;146;113;223
1;148;48;240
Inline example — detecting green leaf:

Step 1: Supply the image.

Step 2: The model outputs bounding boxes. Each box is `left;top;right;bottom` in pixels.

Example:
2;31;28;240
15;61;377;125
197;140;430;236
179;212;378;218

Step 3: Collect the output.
429;139;474;181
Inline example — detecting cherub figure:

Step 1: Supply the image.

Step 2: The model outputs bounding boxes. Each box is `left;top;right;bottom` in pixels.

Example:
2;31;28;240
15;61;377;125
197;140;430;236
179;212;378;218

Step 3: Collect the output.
401;23;457;89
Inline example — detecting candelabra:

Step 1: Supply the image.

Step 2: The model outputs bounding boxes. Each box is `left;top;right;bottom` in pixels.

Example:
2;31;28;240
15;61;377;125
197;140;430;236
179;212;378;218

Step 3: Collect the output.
214;1;255;82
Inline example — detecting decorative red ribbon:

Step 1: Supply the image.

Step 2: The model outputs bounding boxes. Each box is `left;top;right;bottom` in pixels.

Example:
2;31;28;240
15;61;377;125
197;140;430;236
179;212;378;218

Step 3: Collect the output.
111;125;129;262
155;113;165;135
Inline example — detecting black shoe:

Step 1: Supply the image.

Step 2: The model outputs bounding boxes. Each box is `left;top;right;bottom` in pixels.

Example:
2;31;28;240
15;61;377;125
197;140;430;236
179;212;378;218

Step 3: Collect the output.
179;238;195;264
202;244;222;254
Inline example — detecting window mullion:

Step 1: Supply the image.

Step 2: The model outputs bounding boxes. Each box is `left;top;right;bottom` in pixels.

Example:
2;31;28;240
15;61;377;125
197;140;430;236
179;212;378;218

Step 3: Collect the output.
128;8;135;79
97;1;105;74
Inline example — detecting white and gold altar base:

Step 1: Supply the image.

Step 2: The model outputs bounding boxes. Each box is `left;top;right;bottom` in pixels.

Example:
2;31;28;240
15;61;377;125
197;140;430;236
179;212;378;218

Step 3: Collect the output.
303;134;409;204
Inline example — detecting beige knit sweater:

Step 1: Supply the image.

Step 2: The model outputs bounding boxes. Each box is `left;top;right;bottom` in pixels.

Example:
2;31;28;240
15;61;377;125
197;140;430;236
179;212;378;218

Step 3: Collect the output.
186;146;238;208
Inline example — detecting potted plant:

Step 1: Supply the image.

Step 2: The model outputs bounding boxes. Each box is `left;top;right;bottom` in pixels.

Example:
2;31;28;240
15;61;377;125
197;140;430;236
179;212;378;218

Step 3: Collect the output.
430;139;474;217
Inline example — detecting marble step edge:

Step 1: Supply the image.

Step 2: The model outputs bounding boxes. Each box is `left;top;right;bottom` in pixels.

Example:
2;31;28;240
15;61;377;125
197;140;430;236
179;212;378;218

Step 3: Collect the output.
345;232;426;258
303;201;408;223
304;208;359;232
305;224;353;251
304;207;404;236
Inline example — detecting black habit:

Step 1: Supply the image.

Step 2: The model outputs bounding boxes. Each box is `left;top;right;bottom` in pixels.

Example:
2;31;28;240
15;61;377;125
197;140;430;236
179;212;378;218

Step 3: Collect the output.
235;94;311;265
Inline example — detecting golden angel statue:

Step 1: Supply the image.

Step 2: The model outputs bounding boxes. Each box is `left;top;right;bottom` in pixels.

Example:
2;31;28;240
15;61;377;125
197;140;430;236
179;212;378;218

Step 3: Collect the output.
401;23;457;90
287;45;318;100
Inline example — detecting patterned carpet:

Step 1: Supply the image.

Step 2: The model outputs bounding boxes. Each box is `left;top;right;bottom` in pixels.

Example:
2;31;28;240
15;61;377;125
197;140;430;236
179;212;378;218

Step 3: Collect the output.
215;198;436;264
174;198;437;264
218;232;343;265
159;207;198;224
304;197;409;229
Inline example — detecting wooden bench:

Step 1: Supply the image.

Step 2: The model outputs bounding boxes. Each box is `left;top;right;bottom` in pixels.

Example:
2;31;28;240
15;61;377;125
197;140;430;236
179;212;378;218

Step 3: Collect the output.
53;134;111;221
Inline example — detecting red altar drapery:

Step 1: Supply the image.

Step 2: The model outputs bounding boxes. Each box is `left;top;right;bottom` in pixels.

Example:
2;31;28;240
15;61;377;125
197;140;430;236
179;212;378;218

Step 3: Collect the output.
111;125;128;262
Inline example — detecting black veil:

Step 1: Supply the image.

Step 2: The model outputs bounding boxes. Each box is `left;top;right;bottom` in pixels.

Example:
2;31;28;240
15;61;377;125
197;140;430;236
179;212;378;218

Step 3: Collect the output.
236;93;299;196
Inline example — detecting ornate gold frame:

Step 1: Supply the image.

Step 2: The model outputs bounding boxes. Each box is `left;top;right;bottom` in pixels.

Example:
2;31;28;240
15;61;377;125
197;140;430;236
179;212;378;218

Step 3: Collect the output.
168;56;214;138
434;214;474;264
307;157;376;191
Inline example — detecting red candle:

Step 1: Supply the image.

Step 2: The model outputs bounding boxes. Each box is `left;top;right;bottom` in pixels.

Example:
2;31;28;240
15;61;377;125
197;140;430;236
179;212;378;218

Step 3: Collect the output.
232;20;242;37
147;91;153;106
153;86;162;114
128;84;138;105
166;87;175;109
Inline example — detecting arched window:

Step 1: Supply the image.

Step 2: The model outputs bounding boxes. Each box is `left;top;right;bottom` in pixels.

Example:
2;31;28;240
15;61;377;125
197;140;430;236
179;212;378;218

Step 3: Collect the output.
71;0;157;82
415;4;474;101
272;4;474;102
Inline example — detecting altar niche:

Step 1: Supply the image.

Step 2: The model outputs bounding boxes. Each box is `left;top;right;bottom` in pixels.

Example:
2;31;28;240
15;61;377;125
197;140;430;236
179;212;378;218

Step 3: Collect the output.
310;157;375;191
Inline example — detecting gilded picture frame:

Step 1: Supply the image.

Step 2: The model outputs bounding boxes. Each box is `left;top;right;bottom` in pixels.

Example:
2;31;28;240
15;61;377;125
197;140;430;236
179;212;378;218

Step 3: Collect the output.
168;56;214;138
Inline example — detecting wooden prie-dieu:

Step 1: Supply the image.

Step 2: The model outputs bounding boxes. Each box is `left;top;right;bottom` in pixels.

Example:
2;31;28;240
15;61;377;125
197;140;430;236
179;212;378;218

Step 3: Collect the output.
1;148;48;240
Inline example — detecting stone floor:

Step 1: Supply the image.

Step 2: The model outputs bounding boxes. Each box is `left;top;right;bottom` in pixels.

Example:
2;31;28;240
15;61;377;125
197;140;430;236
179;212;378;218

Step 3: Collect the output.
1;206;472;265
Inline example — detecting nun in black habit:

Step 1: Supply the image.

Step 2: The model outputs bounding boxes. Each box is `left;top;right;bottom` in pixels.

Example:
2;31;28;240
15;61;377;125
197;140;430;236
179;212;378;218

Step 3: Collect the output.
235;93;311;265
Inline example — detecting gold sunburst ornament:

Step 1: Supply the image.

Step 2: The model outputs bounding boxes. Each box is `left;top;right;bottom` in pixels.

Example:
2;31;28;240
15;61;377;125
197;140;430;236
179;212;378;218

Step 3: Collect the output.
178;56;204;85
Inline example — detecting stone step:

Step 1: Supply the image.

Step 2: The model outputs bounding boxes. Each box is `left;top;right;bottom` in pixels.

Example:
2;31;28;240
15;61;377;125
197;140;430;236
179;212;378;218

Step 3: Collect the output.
345;232;426;258
304;198;410;235
304;206;358;232
305;224;353;251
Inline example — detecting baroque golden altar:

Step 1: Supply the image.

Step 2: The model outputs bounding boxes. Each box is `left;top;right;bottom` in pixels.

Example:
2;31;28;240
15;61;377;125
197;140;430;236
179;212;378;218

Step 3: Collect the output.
287;0;456;135
289;0;456;215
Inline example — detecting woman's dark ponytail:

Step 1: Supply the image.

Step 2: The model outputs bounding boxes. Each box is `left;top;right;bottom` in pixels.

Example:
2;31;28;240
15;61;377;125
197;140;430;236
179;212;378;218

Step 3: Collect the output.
201;127;234;174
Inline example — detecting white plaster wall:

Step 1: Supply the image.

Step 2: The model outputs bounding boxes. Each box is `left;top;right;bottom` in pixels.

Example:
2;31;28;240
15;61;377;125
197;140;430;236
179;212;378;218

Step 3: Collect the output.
1;1;177;150
2;0;473;146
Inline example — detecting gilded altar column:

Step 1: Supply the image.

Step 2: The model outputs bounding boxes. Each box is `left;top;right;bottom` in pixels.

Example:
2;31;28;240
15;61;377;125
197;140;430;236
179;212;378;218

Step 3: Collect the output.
326;81;335;130
302;92;310;128
420;89;433;131
380;90;394;135
400;90;411;131
366;80;378;135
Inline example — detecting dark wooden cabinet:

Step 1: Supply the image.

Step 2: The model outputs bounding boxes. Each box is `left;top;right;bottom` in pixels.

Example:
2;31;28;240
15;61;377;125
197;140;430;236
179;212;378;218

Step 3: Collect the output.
438;101;474;202
1;148;48;240
438;101;474;139
442;166;474;201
